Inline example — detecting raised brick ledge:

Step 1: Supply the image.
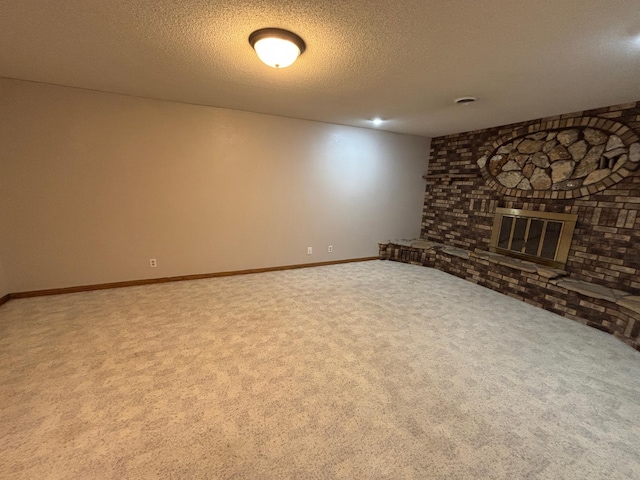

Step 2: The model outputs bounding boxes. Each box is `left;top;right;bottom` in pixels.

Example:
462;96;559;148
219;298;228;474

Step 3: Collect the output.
380;239;568;279
378;239;640;350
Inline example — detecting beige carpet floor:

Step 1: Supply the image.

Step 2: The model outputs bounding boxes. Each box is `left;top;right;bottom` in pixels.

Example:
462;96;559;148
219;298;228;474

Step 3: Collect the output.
1;260;639;480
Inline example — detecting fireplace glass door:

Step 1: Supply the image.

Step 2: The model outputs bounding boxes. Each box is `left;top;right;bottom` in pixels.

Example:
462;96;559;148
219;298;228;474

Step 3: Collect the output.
490;208;577;268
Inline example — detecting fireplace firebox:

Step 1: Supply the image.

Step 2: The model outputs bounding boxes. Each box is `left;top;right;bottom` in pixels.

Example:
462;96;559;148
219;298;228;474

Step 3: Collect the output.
489;208;577;269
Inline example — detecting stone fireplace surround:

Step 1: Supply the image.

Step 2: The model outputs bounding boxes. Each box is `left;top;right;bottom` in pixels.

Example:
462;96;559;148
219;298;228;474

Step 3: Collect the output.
380;101;640;351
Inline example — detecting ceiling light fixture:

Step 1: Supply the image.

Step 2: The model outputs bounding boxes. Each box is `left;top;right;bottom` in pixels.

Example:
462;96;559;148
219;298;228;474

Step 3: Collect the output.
249;28;306;68
372;117;384;126
455;97;477;105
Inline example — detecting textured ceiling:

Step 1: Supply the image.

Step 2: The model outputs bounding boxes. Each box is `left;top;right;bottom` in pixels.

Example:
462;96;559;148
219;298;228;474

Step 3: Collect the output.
2;0;640;137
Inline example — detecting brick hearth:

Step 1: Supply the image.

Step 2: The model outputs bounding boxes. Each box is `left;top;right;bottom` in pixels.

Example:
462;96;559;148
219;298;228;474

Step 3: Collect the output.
382;101;640;350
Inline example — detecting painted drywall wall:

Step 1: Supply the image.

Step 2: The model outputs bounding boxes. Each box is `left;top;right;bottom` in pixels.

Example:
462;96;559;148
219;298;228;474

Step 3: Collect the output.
0;78;429;292
0;259;9;299
0;223;9;298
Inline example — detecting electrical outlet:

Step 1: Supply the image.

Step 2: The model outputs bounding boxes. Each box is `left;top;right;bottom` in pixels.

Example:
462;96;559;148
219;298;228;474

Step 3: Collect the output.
328;245;333;253
149;258;157;267
307;247;312;255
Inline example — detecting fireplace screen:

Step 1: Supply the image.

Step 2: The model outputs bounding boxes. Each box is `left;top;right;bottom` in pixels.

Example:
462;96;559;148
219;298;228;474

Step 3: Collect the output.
489;208;577;268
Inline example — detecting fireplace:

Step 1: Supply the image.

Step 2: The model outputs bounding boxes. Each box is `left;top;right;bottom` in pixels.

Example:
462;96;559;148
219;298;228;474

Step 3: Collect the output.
489;208;577;269
382;100;640;351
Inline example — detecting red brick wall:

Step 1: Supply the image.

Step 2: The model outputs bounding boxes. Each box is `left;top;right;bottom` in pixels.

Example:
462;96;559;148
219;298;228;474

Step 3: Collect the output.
421;102;640;294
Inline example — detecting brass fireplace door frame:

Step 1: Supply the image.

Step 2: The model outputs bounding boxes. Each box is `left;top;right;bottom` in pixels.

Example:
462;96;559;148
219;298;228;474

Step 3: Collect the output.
489;208;578;269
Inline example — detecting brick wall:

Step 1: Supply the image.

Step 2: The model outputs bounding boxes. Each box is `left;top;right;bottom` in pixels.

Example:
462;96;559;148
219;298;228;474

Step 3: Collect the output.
399;101;640;350
421;102;640;294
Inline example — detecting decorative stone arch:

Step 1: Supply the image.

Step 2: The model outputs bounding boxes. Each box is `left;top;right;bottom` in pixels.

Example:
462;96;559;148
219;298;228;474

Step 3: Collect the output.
476;117;640;199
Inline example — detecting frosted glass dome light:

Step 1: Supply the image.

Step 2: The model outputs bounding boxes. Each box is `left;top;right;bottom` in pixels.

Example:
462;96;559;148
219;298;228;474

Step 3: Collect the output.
249;28;306;68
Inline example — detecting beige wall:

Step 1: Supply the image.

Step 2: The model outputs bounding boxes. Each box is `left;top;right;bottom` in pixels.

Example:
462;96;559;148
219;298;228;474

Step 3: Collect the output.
0;258;8;299
0;219;8;297
0;78;429;292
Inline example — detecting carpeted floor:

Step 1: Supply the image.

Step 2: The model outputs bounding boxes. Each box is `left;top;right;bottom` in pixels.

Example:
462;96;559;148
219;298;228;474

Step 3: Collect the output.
1;260;639;479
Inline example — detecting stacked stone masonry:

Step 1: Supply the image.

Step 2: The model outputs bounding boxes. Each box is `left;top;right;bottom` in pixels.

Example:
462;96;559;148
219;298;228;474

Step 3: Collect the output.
479;119;639;198
406;101;640;350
